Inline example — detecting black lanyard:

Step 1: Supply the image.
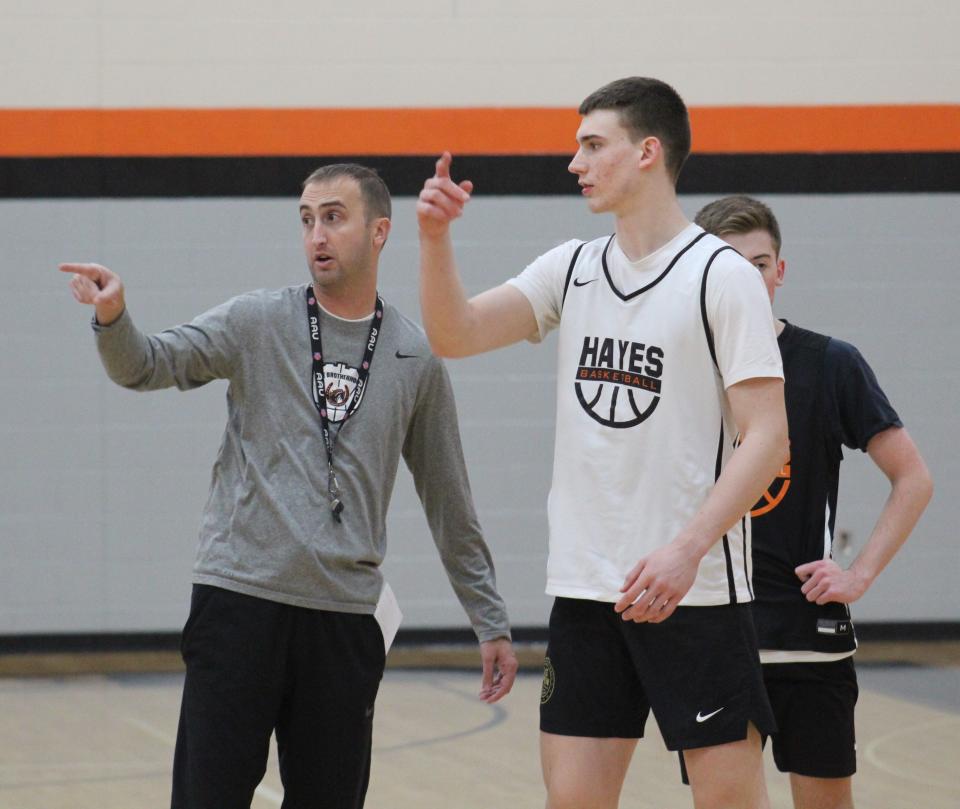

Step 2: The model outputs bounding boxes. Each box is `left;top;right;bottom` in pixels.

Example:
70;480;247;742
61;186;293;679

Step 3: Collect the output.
306;286;384;522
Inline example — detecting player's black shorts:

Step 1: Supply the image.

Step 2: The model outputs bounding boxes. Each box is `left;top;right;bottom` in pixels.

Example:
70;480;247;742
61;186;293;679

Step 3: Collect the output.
539;597;775;751
762;657;858;778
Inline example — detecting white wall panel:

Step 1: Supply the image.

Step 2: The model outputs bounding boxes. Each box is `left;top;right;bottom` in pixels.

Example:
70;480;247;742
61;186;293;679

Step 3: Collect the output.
0;0;956;106
1;194;956;634
93;0;455;19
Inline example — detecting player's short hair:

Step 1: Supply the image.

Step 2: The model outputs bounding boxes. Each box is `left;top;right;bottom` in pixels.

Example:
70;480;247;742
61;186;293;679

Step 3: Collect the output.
302;164;392;222
579;77;691;183
694;195;783;256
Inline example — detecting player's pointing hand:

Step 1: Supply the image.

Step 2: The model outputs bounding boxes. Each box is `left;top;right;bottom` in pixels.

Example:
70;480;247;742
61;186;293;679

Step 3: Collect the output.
417;152;474;238
59;262;126;326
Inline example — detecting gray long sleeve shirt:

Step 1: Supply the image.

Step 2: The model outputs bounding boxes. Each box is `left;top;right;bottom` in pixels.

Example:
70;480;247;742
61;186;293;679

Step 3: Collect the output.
93;284;510;642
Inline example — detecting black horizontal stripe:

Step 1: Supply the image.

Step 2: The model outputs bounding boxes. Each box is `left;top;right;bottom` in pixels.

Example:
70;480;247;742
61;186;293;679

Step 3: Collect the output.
1;152;957;199
2;621;957;656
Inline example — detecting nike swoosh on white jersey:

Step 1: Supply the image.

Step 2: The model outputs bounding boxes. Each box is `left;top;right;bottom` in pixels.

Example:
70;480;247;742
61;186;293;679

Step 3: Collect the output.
695;707;725;723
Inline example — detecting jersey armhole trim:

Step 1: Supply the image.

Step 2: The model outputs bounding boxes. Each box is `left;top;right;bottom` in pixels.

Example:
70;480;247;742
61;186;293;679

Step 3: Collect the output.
699;245;737;374
560;241;587;312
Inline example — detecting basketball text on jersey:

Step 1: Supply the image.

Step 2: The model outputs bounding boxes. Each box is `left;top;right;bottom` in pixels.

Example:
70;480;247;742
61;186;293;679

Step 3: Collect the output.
575;335;665;428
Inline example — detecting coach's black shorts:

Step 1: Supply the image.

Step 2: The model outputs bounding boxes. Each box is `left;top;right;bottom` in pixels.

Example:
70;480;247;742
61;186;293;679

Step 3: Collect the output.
762;657;858;778
539;597;775;751
172;584;386;809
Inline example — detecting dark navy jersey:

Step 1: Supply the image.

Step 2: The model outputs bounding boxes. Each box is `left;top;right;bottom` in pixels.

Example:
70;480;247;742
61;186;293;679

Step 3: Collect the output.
751;321;902;653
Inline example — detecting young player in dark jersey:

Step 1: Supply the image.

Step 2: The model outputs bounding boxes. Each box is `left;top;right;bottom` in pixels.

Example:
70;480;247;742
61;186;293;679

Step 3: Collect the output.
695;196;934;809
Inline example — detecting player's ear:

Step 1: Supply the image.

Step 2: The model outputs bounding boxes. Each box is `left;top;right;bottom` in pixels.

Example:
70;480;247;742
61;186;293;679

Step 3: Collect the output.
776;258;786;287
637;136;662;171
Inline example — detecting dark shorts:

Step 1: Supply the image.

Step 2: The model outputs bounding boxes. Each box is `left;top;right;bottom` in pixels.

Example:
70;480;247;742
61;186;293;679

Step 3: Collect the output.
763;657;858;778
539;597;775;751
172;584;386;809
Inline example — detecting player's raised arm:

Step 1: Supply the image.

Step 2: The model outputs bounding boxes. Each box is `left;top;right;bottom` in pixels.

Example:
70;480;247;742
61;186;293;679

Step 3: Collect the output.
59;262;126;326
417;152;538;358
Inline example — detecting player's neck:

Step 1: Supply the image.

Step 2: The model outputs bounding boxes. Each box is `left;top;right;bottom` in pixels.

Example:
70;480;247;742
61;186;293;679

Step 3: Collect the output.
612;193;689;262
775;317;786;336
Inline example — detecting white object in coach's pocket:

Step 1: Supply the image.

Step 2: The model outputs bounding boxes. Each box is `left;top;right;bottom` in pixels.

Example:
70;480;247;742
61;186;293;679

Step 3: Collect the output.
374;582;402;654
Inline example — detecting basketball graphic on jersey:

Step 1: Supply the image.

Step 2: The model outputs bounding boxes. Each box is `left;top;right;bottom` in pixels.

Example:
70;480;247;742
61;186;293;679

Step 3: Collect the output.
322;361;360;422
575;335;665;429
751;456;791;517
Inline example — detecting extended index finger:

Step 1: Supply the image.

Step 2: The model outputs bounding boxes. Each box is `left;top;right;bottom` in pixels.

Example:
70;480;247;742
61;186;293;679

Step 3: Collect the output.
435;151;452;180
59;263;102;281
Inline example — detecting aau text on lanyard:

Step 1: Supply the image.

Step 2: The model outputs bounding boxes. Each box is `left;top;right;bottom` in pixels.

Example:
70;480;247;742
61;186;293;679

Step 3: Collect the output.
306;286;384;523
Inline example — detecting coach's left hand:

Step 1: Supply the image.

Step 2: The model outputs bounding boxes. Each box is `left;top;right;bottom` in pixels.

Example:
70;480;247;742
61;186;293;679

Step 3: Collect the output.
478;637;518;703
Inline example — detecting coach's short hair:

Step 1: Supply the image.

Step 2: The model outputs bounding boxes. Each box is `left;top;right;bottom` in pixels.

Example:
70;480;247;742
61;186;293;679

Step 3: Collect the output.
694;195;783;256
579;77;691;183
302;163;392;222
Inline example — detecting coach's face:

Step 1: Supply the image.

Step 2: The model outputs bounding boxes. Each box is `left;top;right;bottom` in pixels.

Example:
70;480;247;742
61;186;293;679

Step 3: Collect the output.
299;177;390;292
722;230;785;304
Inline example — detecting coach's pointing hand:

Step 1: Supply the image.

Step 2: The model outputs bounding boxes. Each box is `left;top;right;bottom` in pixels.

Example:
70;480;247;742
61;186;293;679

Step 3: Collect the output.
59;263;126;326
416;152;474;238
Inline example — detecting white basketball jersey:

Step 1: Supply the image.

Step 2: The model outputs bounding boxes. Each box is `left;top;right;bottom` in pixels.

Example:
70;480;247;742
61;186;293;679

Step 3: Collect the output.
509;224;783;606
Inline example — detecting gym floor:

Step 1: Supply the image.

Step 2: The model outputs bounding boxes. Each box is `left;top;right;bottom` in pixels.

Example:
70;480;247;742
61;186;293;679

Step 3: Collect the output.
0;642;956;809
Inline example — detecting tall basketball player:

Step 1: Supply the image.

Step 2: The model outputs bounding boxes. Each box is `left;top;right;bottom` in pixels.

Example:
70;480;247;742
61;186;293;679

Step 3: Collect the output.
417;77;788;809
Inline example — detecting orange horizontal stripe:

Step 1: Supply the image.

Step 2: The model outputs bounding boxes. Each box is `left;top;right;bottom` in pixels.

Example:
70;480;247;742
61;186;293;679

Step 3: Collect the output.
692;105;960;154
0;108;576;157
1;106;957;157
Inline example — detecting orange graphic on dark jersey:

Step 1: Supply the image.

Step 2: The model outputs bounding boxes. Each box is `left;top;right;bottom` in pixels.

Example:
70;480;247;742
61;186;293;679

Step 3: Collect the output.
751;457;791;517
